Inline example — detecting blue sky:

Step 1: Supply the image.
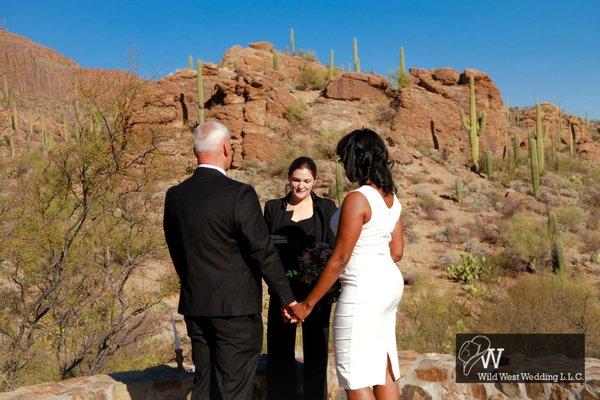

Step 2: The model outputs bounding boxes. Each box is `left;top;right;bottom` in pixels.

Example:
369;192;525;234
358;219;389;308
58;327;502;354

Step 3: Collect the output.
2;0;599;118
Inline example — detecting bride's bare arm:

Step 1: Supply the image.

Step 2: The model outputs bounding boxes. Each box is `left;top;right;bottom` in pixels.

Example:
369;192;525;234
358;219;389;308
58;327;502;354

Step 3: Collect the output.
292;192;369;320
389;217;405;263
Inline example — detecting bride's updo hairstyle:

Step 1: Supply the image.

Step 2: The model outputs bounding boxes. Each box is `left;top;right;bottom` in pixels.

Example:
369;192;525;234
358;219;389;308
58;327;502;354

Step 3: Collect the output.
336;128;396;195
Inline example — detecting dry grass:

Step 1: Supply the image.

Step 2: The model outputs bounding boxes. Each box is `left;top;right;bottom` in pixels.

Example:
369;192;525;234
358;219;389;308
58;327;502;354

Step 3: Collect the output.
475;273;600;357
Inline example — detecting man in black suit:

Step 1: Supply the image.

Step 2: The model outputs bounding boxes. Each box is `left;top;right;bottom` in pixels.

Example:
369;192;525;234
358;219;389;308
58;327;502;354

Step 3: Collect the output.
163;120;297;400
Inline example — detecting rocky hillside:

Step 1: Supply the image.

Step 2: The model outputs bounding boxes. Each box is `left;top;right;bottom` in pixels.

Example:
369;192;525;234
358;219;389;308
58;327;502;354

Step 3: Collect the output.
1;28;600;392
2;28;598;165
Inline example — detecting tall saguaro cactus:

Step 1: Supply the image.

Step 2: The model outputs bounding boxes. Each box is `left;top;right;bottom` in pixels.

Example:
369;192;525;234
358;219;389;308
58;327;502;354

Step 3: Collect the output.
328;50;335;80
335;163;345;206
455;177;463;204
513;134;521;161
460;75;487;171
290;28;295;54
529;133;540;199
353;37;360;72
272;51;279;70
197;60;205;125
568;122;575;157
534;103;546;174
188;55;193;69
397;46;409;88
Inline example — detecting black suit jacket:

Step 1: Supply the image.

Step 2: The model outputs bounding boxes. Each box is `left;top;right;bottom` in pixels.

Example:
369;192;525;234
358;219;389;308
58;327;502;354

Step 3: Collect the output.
163;167;295;317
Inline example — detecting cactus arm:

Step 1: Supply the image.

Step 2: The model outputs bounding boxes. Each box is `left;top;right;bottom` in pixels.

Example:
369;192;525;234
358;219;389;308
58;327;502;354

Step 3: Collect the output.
477;111;487;136
460;109;471;131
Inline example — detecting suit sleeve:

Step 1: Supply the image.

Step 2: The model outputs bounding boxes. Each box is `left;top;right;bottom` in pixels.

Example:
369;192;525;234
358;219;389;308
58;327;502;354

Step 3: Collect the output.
234;186;295;305
163;187;187;280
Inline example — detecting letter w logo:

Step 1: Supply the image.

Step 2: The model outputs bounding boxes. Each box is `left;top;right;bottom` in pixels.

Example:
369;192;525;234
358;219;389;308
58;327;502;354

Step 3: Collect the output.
480;348;504;369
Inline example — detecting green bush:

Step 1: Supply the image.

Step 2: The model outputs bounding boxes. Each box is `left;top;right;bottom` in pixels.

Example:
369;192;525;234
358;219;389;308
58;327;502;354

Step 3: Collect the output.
446;253;492;284
500;212;551;269
397;278;470;354
283;100;308;126
553;204;586;233
475;273;600;357
295;67;327;91
298;49;318;62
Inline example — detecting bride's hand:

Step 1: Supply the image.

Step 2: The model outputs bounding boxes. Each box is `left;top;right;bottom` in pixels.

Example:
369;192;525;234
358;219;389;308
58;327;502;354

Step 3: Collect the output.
291;301;313;323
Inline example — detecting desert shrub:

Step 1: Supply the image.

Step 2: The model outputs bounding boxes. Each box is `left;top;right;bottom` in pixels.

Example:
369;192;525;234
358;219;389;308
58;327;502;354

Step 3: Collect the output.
242;158;266;174
0;74;172;390
499;212;551;270
314;130;343;159
581;228;600;254
295;67;327;91
417;192;445;220
283;100;308;126
446;253;492;284
553;204;586;233
397;278;470;354
298;49;317;62
265;148;303;178
475;273;600;357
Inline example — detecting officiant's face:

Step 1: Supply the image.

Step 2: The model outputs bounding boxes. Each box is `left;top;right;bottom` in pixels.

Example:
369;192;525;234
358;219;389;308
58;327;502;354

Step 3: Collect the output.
289;167;315;201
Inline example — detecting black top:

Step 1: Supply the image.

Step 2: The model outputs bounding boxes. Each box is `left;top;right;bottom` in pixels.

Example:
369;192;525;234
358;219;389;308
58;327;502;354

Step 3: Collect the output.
264;192;337;298
275;213;317;275
163;167;296;317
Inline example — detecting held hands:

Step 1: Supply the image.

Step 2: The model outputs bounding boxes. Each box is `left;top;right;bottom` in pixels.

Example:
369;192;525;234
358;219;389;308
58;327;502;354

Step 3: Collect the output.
291;301;313;323
281;300;313;324
281;301;298;324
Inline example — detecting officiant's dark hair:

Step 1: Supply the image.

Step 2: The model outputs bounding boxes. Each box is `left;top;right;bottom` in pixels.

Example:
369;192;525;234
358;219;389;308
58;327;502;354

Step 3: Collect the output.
288;156;317;179
336;128;396;195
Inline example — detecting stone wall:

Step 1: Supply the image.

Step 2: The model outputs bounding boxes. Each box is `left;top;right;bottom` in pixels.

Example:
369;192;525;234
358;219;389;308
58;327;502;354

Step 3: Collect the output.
1;351;599;399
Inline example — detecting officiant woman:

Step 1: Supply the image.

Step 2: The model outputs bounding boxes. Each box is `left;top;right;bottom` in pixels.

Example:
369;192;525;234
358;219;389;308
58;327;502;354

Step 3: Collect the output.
263;156;338;400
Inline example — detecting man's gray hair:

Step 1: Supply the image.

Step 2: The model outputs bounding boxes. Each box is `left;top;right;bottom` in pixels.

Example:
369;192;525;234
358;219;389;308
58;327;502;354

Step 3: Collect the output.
193;120;230;154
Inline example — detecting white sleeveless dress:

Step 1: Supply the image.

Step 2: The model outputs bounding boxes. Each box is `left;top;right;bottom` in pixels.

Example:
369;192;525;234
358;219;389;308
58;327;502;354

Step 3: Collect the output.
330;185;404;390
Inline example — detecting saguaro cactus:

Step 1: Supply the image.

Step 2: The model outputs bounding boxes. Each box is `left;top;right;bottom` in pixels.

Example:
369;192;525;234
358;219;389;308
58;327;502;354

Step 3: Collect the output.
290;28;295;54
569;122;575;157
197;60;205;124
529;133;540;199
513;134;521;161
335;163;345;206
397;46;409;88
460;75;487;171
552;239;566;274
272;51;279;70
548;211;559;239
484;151;493;178
534;103;546;174
188;55;193;69
328;50;335;80
353;37;360;72
455;177;463;204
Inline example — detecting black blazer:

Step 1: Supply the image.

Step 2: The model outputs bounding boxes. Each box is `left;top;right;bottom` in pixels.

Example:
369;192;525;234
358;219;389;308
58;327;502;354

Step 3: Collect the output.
264;192;338;252
163;167;295;317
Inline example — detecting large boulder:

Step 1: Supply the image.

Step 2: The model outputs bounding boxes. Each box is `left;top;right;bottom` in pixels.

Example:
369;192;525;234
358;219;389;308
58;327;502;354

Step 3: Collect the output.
323;72;391;101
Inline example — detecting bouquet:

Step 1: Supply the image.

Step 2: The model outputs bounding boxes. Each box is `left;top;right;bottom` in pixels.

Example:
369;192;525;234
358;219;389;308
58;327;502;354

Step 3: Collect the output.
286;242;340;302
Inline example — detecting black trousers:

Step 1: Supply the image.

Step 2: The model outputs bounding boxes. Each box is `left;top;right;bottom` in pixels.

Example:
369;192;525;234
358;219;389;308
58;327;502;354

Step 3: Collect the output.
267;295;332;400
185;314;262;400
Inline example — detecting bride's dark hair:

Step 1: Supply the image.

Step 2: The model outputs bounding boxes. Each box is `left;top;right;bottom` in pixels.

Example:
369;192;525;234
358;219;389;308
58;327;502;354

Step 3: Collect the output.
336;128;396;195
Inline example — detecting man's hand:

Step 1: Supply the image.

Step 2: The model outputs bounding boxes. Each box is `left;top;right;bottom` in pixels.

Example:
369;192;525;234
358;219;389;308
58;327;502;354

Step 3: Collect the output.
281;301;298;323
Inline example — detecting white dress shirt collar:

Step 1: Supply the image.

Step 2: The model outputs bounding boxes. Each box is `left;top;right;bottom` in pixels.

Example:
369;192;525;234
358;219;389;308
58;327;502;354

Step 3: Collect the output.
197;163;227;176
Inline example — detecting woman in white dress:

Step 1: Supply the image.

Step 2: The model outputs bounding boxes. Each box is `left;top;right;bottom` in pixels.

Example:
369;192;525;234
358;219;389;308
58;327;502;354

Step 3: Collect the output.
292;129;405;400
